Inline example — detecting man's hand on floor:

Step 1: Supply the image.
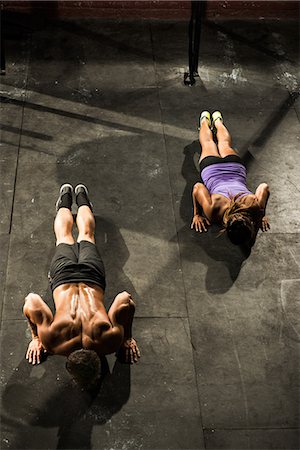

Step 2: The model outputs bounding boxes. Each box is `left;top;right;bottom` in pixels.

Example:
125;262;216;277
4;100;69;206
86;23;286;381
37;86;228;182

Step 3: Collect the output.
26;338;45;365
116;338;141;364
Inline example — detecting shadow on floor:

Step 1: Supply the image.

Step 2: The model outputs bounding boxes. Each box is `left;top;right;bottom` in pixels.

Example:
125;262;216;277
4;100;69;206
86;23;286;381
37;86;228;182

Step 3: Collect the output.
240;91;299;169
207;20;295;64
1;219;134;449
1;356;130;449
94;216;138;309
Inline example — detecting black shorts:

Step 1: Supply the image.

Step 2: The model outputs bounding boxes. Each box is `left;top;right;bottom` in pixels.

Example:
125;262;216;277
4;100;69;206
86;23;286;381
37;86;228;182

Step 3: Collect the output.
49;240;106;292
199;155;244;182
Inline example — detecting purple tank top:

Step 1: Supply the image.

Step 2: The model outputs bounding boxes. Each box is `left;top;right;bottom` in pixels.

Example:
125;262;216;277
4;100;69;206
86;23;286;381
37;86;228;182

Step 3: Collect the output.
201;162;252;199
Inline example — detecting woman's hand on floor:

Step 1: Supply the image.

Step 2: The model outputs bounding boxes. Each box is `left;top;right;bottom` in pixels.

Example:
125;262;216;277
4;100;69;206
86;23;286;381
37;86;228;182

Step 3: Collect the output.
191;214;210;233
260;216;270;232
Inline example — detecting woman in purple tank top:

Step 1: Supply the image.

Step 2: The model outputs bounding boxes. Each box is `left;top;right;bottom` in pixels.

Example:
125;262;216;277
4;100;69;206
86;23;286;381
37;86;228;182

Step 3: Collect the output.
191;111;270;246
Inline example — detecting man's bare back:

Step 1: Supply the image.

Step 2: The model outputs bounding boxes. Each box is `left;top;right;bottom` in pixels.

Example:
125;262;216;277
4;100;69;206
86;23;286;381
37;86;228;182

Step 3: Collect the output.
24;287;139;364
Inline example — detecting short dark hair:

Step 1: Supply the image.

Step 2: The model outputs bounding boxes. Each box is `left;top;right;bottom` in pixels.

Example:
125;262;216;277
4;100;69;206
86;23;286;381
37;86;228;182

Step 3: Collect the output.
66;349;101;388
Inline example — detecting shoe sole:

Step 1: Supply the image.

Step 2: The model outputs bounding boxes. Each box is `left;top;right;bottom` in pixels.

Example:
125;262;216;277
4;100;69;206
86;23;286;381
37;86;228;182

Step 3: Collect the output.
55;183;74;211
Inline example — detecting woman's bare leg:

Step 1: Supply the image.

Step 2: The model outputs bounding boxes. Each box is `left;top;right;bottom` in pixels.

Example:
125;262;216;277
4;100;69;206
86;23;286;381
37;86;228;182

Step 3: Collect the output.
54;208;75;245
215;119;238;157
76;205;95;243
199;118;220;162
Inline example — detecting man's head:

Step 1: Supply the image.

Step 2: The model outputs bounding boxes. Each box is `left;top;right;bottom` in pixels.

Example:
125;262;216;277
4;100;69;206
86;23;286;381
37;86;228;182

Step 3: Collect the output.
66;349;101;388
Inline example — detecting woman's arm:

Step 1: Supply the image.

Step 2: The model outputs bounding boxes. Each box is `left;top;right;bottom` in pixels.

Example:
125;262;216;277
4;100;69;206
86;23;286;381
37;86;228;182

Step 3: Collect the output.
255;183;270;210
191;183;212;232
255;183;270;232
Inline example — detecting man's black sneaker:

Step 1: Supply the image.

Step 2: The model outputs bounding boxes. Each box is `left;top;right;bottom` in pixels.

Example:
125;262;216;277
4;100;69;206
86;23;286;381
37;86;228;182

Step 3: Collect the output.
74;184;93;210
55;183;74;211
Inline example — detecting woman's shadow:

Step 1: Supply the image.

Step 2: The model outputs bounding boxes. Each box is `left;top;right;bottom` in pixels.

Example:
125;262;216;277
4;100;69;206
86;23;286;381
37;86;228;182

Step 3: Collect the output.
1;355;130;450
176;140;251;294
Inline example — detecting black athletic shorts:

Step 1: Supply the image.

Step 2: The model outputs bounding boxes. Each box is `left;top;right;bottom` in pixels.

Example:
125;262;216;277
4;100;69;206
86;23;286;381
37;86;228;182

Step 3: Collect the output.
49;240;106;292
199;154;244;183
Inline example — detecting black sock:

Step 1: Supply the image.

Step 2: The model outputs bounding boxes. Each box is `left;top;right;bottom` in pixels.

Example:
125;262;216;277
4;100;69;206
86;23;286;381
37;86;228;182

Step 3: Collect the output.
76;192;91;209
58;193;72;210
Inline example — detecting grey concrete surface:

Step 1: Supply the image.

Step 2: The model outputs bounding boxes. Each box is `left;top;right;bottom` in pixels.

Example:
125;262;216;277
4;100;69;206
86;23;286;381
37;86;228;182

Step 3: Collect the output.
0;14;299;450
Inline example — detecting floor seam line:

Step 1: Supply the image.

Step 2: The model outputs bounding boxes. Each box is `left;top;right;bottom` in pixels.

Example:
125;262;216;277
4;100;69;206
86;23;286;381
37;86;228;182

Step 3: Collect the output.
1;31;31;323
149;20;206;449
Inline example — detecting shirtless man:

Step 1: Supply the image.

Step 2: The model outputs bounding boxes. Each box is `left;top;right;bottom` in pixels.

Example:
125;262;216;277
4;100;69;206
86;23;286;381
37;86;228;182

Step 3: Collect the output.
24;184;140;385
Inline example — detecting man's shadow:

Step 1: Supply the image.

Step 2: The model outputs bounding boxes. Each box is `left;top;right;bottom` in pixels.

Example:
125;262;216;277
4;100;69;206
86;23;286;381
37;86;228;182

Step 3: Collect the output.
94;216;138;309
4;217;135;449
1;355;130;450
176;140;250;293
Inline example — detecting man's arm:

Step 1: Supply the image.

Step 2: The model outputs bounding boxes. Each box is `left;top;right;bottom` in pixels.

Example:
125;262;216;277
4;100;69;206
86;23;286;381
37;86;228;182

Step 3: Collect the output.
191;182;211;232
107;292;140;364
23;293;53;364
255;183;270;232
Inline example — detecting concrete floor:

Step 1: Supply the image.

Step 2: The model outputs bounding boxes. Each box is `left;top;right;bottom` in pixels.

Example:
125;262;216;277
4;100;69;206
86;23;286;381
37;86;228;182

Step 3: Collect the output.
0;13;299;450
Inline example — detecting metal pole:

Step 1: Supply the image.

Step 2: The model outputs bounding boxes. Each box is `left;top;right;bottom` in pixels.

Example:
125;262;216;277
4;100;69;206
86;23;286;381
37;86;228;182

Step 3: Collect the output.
184;0;205;86
0;2;5;75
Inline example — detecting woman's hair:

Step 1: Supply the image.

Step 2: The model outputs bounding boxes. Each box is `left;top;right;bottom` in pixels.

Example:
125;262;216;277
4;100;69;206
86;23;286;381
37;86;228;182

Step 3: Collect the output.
66;349;101;388
222;194;261;246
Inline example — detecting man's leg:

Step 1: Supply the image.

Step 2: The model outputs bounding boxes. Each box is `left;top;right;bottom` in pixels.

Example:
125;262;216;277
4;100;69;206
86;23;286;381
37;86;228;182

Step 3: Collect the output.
54;209;75;245
199;116;220;162
74;185;95;243
215;118;238;157
76;206;95;243
54;184;74;245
